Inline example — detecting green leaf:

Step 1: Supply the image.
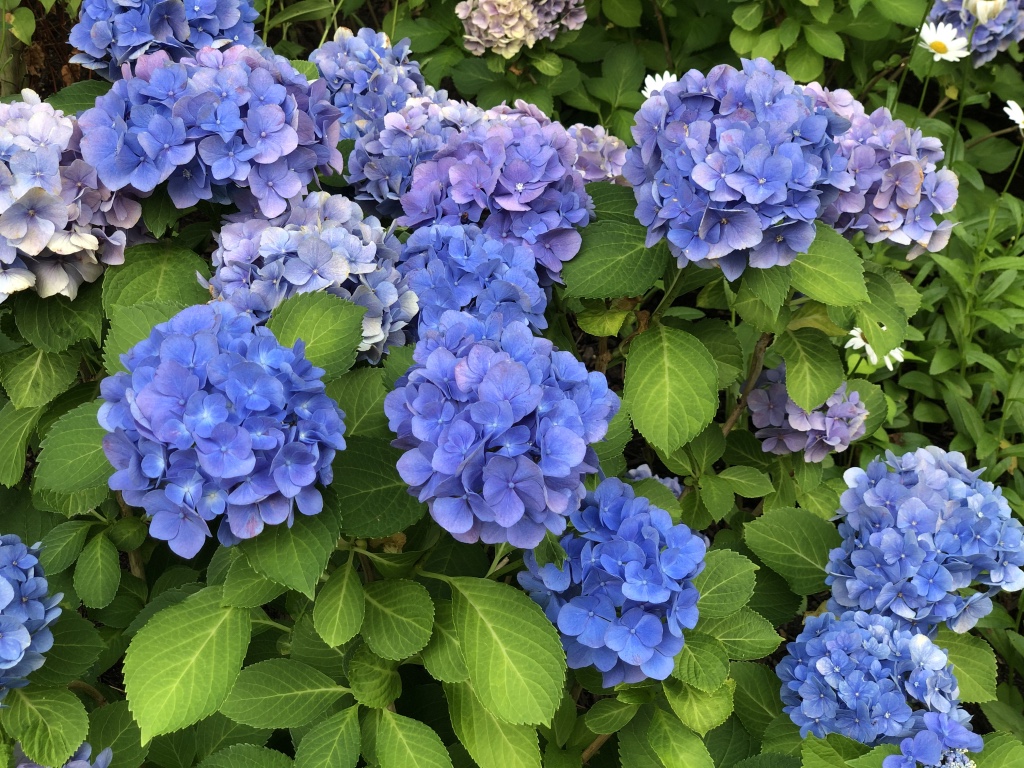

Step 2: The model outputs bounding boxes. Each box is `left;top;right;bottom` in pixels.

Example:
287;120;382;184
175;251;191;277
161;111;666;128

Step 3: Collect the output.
9;5;34;42
698;608;782;660
718;466;774;498
313;556;365;648
562;221;669;299
240;509;339;599
142;188;189;239
88;700;150;768
694;549;758;618
803;24;844;59
348;643;401;708
624;326;718;453
221;659;344;729
368;709;453;768
1;347;79;409
294;707;360;768
34;401;110;493
102;244;210;314
771;329;842;411
329;438;426;537
124;586;252;742
790;224;867;307
46;80;113;115
221;555;287;608
730;662;783;739
700;473;735;521
648;709;714;768
744;506;840;595
39;520;95;574
104;301;187;374
664;678;735;736
672;632;730;693
587;183;640;225
602;0;641;26
934;629;997;703
194;713;271;761
586;45;645;110
585;699;639;734
974;734;1024;768
855;272;908;356
871;0;925;25
29;612;104;687
74;532;121;609
325;368;390;439
733;3;763;30
0;402;42;486
265;0;332;29
594;406;632;477
691;320;744;388
10;287;102;352
1;687;89;768
784;44;824;82
445;681;541;768
362;579;435;661
421;600;469;684
449;577;566;726
198;744;293;768
266;293;366;379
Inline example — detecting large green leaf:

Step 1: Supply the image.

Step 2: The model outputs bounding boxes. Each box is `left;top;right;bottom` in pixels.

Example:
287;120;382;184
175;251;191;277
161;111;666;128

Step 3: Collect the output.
198;744;293;768
362;579;434;661
29;612;104;688
935;629;997;703
562;221;669;299
266;293;366;379
648;709;714;768
294;707;360;768
0;347;79;409
445;682;541;768
104;301;187;374
221;555;287;608
88;700;150;768
587;183;640;224
10;286;102;352
313;556;365;648
730;662;783;739
34;401;111;493
698;609;782;660
0;402;42;486
46;80;113;114
1;687;89;767
220;659;344;729
102;244;210;314
367;709;453;768
325;368;391;439
74;532;121;609
672;632;730;693
347;644;401;709
239;510;339;599
789;224;867;307
693;549;757;619
124;587;252;742
771;329;843;411
744;506;840;595
330;438;426;537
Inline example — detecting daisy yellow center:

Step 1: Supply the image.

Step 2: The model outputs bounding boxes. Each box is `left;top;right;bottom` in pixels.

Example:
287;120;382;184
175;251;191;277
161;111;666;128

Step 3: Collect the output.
929;40;949;54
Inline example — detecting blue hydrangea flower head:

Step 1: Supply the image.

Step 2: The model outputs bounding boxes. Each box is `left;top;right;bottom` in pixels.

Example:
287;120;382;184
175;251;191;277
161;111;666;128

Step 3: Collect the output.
827;446;1024;633
455;0;586;58
803;84;959;258
78;46;344;217
98;301;346;558
747;364;868;462
17;743;113;768
928;0;1024;66
209;191;417;363
384;310;620;548
623;58;853;280
518;477;706;686
0;90;141;305
309;27;426;142
0;535;62;703
626;464;683;498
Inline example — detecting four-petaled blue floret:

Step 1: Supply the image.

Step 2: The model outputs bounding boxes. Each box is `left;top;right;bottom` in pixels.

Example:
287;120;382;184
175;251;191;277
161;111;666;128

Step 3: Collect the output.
98;302;346;559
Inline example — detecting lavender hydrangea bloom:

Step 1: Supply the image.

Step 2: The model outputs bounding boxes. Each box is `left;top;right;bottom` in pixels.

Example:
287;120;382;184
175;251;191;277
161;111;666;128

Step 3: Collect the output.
455;0;586;58
0;90;140;304
626;464;683;498
803;84;959;258
98;302;346;558
209;191;417;363
78;46;343;217
384;311;620;548
309;28;426;142
778;610;983;766
623;58;853;280
70;0;258;81
826;447;1024;633
928;0;1024;66
0;535;62;702
518;477;705;686
567;124;627;183
747;365;868;462
16;743;113;768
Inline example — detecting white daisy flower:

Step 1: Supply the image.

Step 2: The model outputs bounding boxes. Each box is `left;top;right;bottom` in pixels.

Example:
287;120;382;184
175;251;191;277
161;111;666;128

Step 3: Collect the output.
845;327;906;372
642;71;678;99
965;0;1007;23
918;21;970;62
1005;100;1024;133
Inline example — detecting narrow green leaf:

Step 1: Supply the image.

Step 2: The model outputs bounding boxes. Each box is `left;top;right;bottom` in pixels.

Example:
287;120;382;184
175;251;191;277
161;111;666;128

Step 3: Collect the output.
0;402;42;486
74;532;121;609
313;556;365;647
698;609;782;660
718;467;774;498
584;699;639;734
46;80;113;114
221;659;344;729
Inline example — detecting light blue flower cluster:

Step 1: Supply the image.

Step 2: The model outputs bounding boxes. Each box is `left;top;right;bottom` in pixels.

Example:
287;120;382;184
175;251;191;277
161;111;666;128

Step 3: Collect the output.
626;464;683;498
623;58;852;280
804;84;959;258
747;364;868;463
0;535;62;702
778;610;982;767
385;310;620;548
70;0;258;81
519;477;706;686
16;744;113;768
98;302;346;558
309;28;426;142
826;447;1024;633
929;0;1024;66
209;191;417;363
0;90;141;305
398;223;547;333
568;123;627;183
78;46;343;217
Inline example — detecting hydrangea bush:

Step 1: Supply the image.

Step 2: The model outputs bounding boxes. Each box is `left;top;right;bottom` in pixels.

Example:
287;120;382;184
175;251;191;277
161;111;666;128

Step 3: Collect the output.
3;0;1024;766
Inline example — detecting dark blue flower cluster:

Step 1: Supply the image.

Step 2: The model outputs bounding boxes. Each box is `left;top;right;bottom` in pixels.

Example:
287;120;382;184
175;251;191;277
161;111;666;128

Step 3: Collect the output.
747;365;868;463
399;223;547;333
804;84;959;258
0;91;141;305
398;106;593;285
385;311;620;548
16;744;113;768
98;302;346;559
209;191;417;364
929;0;1024;66
0;535;62;702
827;447;1024;633
309;28;426;142
778;610;982;767
623;58;853;281
70;0;258;81
519;477;706;686
79;46;343;217
626;464;683;498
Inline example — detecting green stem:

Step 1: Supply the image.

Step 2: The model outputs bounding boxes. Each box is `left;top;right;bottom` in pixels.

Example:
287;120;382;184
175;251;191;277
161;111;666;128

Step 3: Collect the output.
913;61;934;127
893;3;933;108
253;617;292;633
1002;141;1024;196
651;268;686;322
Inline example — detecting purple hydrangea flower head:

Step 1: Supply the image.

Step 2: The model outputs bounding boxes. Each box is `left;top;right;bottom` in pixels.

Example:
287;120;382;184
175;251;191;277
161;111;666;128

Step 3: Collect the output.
623;58;853;280
455;0;586;58
518;477;706;686
827;446;1024;633
928;0;1024;66
78;45;343;217
16;743;114;768
309;28;426;142
384;310;620;548
0;90;141;305
98;301;346;558
70;0;259;81
567;124;627;183
778;610;982;765
0;535;62;702
803;83;959;259
626;464;683;497
209;191;417;363
748;364;868;462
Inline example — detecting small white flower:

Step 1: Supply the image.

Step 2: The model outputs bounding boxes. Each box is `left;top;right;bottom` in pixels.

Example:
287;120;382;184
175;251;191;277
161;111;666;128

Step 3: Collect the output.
845;327;906;372
918;21;971;62
642;71;678;99
1005;100;1024;133
965;0;1007;23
